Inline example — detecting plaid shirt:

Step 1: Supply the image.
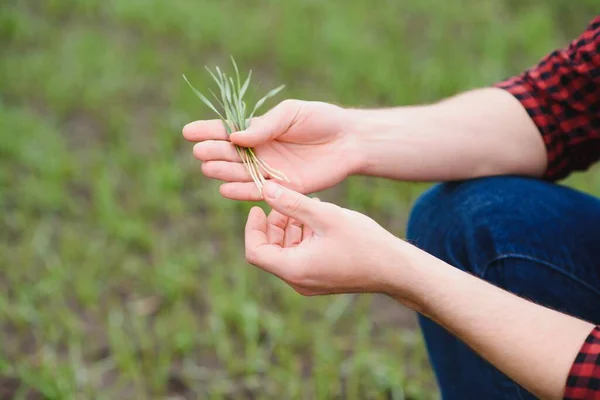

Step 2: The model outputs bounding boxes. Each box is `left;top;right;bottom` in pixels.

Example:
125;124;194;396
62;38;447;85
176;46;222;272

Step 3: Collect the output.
564;326;600;400
495;15;600;399
495;15;600;181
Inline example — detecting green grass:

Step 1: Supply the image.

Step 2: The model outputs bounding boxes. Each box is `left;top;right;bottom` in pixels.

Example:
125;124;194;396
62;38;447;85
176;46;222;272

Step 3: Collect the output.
1;0;599;398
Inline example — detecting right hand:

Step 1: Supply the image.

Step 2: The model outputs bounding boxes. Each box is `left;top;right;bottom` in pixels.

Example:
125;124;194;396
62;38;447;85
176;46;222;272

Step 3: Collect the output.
243;181;411;297
182;100;361;201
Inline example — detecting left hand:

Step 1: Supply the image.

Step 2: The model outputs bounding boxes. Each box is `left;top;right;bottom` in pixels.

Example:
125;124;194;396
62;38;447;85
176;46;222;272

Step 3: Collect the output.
182;100;361;201
244;181;411;296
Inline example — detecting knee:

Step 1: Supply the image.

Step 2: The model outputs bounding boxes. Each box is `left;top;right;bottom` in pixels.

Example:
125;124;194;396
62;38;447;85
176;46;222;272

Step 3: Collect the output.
406;181;462;255
406;183;448;245
406;176;542;272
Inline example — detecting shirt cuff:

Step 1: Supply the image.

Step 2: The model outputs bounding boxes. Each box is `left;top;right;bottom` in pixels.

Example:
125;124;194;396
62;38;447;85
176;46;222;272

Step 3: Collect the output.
563;325;600;400
493;75;563;181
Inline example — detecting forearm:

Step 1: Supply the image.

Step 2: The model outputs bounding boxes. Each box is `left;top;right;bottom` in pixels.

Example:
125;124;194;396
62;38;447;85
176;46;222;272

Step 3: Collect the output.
387;244;594;400
345;87;548;182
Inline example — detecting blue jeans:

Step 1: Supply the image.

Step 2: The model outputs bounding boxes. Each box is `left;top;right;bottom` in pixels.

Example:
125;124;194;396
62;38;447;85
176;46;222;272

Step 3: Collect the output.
406;176;600;399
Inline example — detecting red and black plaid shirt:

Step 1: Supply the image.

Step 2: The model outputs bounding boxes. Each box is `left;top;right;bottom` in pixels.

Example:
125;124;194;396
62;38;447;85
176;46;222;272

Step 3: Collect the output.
495;15;600;181
494;15;600;400
564;326;600;400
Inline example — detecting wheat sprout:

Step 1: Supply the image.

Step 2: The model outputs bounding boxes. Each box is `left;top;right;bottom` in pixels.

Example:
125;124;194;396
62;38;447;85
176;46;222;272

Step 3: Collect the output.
183;57;290;196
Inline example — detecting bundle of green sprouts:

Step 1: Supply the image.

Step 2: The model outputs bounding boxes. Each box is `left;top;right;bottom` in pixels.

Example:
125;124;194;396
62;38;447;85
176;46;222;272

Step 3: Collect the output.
183;57;290;195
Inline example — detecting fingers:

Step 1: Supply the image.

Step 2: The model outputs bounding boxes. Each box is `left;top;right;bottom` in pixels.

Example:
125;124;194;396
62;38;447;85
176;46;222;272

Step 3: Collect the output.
193;141;241;162
245;207;268;249
229;100;300;147
267;209;303;247
266;210;288;246
267;209;311;247
229;115;277;147
302;223;314;239
244;207;287;276
202;161;266;182
218;181;302;202
219;182;264;201
284;218;303;247
182;120;229;142
261;181;329;234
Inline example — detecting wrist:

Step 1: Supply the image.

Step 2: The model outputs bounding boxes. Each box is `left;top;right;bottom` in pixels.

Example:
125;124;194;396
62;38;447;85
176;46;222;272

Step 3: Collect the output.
340;106;413;177
340;108;379;176
376;237;432;313
379;238;468;317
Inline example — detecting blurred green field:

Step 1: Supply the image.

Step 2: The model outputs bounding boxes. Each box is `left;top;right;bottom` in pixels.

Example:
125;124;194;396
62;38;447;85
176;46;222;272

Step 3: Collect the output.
1;1;599;399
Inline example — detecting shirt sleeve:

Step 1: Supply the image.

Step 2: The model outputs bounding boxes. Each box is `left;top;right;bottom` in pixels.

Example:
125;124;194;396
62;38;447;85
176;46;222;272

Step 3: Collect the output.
563;325;600;400
494;16;600;181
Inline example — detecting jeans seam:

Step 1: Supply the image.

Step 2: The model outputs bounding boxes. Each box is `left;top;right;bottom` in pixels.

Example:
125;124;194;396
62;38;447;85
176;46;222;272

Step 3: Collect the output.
480;253;600;297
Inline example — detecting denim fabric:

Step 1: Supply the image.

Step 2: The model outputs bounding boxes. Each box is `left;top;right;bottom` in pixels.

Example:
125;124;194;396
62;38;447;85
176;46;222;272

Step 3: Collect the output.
406;176;600;399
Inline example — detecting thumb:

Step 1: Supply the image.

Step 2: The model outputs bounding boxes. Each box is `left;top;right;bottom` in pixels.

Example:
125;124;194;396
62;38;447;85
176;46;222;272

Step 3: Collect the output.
229;116;276;147
229;100;295;147
262;181;328;233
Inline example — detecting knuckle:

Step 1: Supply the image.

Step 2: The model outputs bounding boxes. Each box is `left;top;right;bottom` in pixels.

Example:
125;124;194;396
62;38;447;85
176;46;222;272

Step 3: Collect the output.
278;99;298;110
286;194;303;214
278;99;305;119
249;115;265;126
192;144;204;158
204;163;221;177
312;202;340;223
201;162;211;175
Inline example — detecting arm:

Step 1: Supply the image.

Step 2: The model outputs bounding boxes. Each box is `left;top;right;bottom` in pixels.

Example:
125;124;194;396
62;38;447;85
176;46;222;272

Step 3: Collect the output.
184;17;600;202
184;86;550;200
389;245;598;400
346;87;548;181
244;182;600;400
347;15;600;183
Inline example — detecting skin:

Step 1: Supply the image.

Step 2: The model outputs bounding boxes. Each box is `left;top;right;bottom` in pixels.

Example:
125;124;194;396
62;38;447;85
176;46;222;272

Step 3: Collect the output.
182;88;547;200
184;99;356;201
182;88;595;399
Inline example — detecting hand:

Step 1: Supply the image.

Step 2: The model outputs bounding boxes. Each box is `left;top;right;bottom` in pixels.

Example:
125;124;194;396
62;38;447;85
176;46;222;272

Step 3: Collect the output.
243;181;410;297
182;100;361;201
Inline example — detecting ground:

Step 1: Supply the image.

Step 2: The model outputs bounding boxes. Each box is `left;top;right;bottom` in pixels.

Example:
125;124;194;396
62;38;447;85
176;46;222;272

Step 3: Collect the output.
1;1;599;399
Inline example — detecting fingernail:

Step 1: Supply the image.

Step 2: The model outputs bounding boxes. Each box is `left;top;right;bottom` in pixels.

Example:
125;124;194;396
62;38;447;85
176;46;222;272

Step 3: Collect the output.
263;182;282;200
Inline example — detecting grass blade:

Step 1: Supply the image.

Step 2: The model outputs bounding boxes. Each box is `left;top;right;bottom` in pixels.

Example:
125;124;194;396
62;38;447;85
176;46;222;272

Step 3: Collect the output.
240;70;252;99
215;67;226;88
250;85;285;118
209;88;227;111
242;102;248;127
213;68;238;128
214;67;229;106
204;66;221;87
182;74;225;119
223;75;233;104
184;59;286;194
230;56;241;94
221;120;233;135
229;77;238;104
222;77;243;130
229;76;246;127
